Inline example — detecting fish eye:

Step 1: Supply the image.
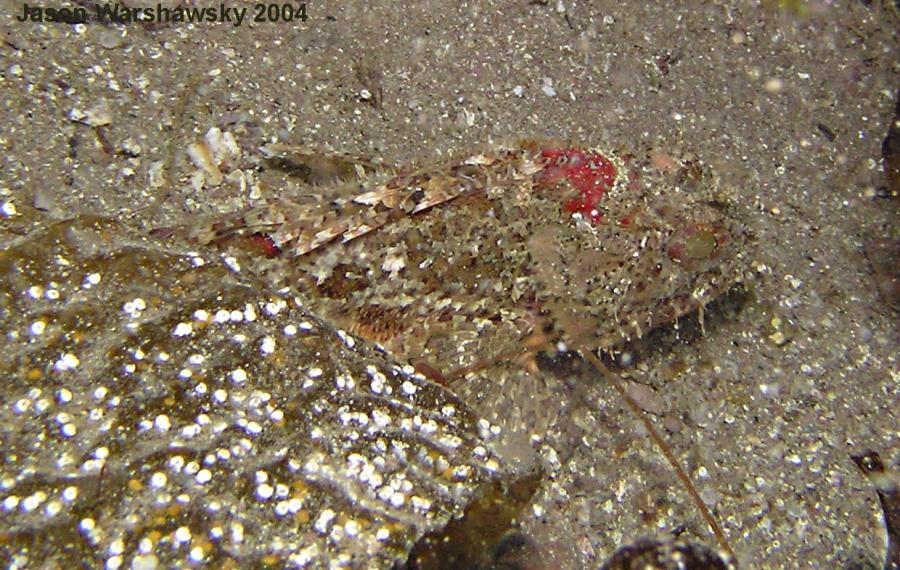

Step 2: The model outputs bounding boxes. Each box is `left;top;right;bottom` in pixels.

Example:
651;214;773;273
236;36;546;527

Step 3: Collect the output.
668;224;724;267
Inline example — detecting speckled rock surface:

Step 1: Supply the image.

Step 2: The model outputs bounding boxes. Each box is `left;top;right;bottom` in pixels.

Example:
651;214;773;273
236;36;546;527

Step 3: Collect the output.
1;1;898;568
0;214;519;568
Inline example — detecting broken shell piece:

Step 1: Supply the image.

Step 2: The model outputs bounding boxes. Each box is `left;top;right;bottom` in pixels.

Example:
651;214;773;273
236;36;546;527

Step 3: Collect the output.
121;138;142;157
69;102;113;127
84;101;113;126
187;128;241;187
148;161;166;188
187;140;223;186
204;127;241;166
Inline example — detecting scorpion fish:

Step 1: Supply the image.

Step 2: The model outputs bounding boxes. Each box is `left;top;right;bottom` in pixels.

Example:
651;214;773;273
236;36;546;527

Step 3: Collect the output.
186;139;752;432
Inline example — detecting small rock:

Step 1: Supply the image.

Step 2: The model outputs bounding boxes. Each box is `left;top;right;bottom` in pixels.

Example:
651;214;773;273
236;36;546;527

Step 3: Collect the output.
541;78;557;97
121;138;142;157
84;102;113;126
97;29;125;49
32;188;59;214
148;161;165;188
455;108;476;129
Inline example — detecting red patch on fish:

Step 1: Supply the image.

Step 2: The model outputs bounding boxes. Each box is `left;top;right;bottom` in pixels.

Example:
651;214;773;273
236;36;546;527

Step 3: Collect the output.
246;233;282;258
536;148;617;224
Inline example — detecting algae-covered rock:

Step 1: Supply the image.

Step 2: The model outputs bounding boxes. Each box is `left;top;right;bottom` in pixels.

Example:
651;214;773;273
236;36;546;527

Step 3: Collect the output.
0;215;521;569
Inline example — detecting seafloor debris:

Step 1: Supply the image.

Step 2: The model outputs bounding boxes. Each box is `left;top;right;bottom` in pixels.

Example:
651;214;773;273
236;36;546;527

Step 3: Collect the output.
187;127;241;188
401;472;543;569
597;538;736;570
0;212;525;568
851;450;900;570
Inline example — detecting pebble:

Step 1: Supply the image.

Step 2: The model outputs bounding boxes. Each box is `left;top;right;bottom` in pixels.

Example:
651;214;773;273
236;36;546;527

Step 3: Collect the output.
97;29;126;50
84;102;113;126
541;78;557;97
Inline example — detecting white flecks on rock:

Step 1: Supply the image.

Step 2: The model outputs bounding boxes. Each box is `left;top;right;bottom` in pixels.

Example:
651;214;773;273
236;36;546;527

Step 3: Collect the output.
230;368;247;383
54;353;80;372
172;322;193;337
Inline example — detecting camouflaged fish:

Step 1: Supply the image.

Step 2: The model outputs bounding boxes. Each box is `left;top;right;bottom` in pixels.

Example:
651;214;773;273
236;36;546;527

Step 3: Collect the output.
186;140;751;401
